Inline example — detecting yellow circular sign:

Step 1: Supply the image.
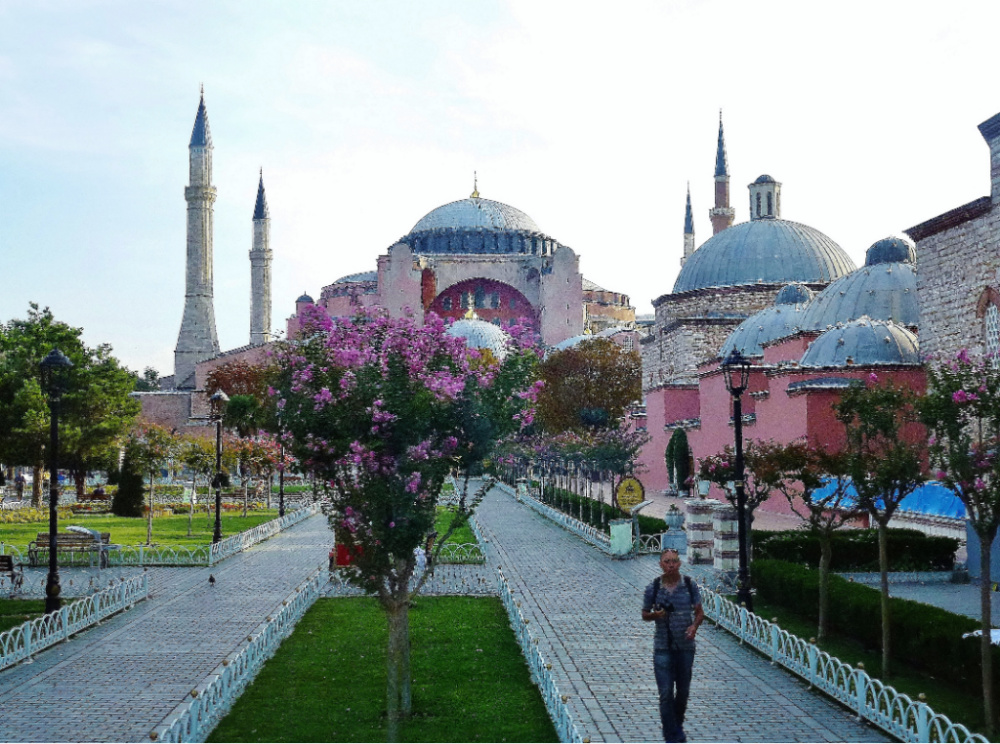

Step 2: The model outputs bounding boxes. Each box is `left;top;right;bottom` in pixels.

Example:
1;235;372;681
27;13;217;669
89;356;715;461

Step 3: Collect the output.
615;476;645;513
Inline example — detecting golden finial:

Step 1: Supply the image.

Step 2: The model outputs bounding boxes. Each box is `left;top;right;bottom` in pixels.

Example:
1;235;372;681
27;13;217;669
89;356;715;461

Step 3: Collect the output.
470;171;480;199
464;308;479;320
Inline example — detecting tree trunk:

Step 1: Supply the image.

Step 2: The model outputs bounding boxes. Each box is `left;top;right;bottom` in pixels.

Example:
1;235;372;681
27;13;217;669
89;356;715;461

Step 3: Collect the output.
146;472;155;545
75;469;86;499
877;521;891;679
243;470;249;518
818;534;832;641
32;464;43;507
188;475;196;537
385;598;412;742
980;530;997;737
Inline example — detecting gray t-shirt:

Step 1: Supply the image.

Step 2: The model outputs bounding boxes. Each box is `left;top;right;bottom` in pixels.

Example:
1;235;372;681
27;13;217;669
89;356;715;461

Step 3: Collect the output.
643;575;702;651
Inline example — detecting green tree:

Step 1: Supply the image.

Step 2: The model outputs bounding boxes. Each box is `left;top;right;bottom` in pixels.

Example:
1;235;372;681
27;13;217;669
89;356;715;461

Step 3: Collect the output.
761;441;860;640
920;349;1000;735
125;423;179;545
0;304;140;502
666;428;691;493
112;449;146;518
178;434;216;536
535;338;640;433
834;375;924;680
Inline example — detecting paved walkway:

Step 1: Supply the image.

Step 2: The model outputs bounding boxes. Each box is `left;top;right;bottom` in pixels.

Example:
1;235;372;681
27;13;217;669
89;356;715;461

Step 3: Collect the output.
0;515;331;743
476;482;889;743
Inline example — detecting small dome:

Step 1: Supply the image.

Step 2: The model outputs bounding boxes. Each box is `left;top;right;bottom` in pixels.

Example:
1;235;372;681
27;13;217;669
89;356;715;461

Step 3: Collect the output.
411;197;540;233
334;271;377;284
865;236;916;266
720;292;810;359
673;219;855;293
296;293;314;304
446;319;510;361
798;257;919;331
754;174;777;184
775;283;814;305
800;317;919;367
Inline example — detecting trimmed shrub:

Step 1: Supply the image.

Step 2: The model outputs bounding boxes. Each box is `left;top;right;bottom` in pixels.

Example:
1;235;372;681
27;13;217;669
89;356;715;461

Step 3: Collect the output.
753;559;998;694
754;528;958;571
112;453;145;518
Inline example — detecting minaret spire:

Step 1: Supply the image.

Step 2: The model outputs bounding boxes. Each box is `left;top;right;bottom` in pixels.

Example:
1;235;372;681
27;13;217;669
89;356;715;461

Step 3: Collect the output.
682;183;695;266
174;88;221;389
250;170;273;345
709;110;736;235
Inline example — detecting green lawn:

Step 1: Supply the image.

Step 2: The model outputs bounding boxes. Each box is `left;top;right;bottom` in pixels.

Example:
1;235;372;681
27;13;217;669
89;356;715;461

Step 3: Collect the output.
0;598;45;634
750;598;986;735
433;506;477;545
208;597;557;743
0;511;280;551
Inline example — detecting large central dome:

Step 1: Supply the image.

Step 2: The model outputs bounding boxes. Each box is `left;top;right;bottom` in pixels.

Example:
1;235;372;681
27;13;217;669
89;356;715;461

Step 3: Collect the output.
673;219;856;293
411;197;541;233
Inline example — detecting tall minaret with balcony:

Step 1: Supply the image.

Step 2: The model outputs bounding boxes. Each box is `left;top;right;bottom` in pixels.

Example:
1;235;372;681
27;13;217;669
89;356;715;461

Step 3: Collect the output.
682;183;695;266
249;170;272;345
709;112;736;235
174;88;221;389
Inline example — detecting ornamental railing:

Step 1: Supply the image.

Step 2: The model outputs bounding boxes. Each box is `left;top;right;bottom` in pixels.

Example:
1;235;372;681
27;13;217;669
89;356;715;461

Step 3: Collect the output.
207;504;318;566
0;574;148;671
324;563;496;597
152;567;326;743
703;587;988;743
469;514;582;742
514;487;611;552
435;542;485;564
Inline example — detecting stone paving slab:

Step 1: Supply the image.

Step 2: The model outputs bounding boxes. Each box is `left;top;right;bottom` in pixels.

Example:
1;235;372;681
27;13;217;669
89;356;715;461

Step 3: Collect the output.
476;483;890;743
0;515;331;743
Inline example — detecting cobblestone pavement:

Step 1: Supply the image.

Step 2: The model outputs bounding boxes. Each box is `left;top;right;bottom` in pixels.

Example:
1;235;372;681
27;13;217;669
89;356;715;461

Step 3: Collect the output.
476;482;890;743
0;515;331;743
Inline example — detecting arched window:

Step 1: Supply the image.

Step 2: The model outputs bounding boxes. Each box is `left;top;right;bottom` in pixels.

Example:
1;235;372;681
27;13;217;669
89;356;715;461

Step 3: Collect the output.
767;192;773;216
755;192;761;217
976;287;1000;364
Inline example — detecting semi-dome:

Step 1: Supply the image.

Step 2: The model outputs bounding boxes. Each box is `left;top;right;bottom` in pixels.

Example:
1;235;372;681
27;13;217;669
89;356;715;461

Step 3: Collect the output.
672;219;856;293
296;292;314;304
800;317;919;367
446;318;510;361
411;197;541;233
865;236;916;266
334;271;377;284
798;238;919;331
720;284;812;359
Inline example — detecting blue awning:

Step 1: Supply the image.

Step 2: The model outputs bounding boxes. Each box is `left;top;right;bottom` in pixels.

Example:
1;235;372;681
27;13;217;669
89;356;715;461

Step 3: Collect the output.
811;479;966;519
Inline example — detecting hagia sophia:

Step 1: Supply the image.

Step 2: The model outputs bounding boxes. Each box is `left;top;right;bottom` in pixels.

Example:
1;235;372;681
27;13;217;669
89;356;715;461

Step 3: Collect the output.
139;91;1000;531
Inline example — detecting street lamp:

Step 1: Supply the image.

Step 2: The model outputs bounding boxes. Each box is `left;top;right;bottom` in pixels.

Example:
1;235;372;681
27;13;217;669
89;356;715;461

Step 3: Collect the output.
210;390;229;544
40;348;73;614
722;348;754;612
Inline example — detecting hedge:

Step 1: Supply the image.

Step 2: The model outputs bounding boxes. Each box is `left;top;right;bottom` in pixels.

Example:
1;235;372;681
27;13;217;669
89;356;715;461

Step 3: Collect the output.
540;486;668;535
753;559;997;694
753;528;958;572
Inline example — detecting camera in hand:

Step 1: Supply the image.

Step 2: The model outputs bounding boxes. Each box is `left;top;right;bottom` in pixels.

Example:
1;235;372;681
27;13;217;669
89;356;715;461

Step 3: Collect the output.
653;601;675;613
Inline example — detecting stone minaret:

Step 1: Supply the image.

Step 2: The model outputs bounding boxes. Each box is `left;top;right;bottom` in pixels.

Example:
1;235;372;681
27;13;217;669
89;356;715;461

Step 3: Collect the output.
174;88;220;389
682;183;695;266
249;170;272;345
709;112;735;235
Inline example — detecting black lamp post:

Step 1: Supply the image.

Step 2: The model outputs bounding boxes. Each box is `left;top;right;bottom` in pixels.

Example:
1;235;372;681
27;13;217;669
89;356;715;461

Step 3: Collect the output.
210;390;229;544
722;348;754;612
40;348;73;614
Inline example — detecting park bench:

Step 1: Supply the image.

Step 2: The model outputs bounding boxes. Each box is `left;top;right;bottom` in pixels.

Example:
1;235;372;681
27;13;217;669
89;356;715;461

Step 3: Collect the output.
27;532;112;568
0;554;24;597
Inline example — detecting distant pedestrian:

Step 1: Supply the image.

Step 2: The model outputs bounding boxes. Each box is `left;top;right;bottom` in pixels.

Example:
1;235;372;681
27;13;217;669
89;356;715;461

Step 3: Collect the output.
642;548;704;743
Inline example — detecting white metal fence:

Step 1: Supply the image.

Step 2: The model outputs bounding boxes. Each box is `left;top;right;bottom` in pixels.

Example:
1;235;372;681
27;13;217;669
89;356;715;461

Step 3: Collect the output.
703;588;988;743
152;567;326;743
0;574;148;671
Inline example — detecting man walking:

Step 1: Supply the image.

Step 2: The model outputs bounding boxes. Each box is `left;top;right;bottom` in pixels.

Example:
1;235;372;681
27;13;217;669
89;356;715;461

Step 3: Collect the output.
642;548;704;743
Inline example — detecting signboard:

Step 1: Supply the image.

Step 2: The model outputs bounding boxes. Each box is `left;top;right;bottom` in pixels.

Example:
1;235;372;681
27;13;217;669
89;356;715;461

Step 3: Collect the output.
615;476;645;513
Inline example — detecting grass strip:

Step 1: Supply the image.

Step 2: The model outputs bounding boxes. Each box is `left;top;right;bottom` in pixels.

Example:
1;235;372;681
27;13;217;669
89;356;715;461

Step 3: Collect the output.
0;598;46;634
0;511;280;551
750;598;986;735
208;596;557;743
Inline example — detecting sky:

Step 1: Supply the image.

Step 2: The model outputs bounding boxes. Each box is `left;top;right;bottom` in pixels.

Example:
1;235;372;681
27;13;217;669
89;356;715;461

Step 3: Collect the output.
2;0;1000;376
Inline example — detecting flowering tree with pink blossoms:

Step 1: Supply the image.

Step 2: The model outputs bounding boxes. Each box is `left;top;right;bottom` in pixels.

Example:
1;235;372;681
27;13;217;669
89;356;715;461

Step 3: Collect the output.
920;349;1000;735
271;306;538;740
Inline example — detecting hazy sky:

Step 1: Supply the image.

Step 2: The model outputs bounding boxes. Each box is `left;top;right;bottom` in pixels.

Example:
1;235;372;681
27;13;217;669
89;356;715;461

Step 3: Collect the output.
2;0;999;375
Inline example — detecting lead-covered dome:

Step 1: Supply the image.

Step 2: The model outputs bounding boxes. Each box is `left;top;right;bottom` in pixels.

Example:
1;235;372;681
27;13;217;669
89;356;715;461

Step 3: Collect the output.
720;284;812;359
446;318;510;361
672;219;856;293
411;197;541;233
800;317;919;367
798;236;918;331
